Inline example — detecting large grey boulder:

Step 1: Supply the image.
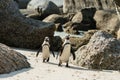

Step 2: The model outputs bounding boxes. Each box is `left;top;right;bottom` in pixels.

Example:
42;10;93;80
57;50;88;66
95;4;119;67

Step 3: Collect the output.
0;0;55;49
14;0;30;9
27;0;63;9
71;31;120;70
63;0;115;13
27;0;60;18
0;43;30;74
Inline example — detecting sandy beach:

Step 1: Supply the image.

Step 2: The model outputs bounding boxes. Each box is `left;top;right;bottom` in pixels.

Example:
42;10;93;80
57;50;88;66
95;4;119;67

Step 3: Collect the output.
1;0;120;80
0;48;120;80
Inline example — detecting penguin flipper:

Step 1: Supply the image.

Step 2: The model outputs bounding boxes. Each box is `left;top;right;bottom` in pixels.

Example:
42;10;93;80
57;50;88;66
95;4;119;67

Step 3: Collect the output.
60;45;64;56
71;47;76;60
51;50;55;57
56;46;63;59
56;52;59;59
36;48;41;57
50;47;55;57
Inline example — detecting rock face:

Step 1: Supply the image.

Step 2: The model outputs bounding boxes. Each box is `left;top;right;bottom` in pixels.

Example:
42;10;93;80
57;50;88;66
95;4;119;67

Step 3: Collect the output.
72;31;120;70
0;43;30;74
0;0;55;49
63;0;115;13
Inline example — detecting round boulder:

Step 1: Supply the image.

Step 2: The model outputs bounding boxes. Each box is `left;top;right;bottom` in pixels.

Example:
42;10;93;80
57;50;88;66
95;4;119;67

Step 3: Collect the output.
0;43;30;74
71;31;120;70
94;10;120;36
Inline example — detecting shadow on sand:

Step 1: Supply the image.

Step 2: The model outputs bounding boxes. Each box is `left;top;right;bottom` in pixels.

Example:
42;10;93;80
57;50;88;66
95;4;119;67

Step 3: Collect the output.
47;62;114;73
0;67;33;78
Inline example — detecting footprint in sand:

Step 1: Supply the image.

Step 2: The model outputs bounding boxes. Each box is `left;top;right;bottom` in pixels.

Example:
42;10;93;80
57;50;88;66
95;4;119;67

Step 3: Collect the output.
35;59;39;63
26;72;29;74
84;78;88;80
36;76;39;78
72;74;74;76
53;70;55;72
93;74;96;76
47;69;51;72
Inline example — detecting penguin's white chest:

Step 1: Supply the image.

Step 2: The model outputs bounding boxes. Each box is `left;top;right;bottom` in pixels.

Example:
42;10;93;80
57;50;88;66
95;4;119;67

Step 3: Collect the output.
60;44;71;62
42;45;50;59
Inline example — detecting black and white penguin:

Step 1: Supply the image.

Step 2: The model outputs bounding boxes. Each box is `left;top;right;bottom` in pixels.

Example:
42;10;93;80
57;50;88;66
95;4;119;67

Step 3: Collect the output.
36;36;55;62
57;35;76;67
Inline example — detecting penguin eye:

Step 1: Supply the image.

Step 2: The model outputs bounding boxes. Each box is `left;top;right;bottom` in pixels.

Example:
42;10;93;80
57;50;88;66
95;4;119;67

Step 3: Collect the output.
66;38;69;40
45;39;49;42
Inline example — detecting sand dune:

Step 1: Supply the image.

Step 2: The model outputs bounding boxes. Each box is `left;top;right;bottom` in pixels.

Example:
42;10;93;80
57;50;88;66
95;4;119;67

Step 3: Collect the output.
0;48;120;80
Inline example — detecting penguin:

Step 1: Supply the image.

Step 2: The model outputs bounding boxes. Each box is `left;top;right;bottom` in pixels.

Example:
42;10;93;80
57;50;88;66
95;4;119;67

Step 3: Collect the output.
36;36;55;62
57;35;76;67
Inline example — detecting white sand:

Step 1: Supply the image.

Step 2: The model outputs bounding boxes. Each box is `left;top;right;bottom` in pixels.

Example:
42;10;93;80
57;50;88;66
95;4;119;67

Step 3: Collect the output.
0;48;120;80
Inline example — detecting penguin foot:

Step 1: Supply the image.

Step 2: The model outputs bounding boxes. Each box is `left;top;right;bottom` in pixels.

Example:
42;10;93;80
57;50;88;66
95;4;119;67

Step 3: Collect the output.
58;60;62;67
65;65;70;68
66;61;70;67
66;62;70;67
58;64;62;67
43;59;45;63
47;58;49;62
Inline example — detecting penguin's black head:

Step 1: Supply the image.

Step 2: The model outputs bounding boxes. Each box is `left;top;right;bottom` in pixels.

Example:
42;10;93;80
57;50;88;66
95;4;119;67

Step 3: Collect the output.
44;36;49;42
65;35;70;40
